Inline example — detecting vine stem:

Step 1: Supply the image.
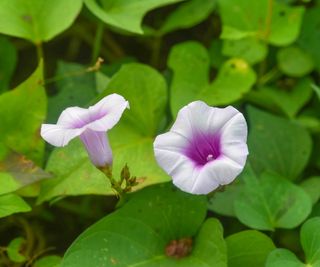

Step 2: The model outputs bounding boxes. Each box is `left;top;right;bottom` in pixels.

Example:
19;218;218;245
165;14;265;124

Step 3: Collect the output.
150;36;162;68
257;67;281;86
264;0;274;39
36;42;44;62
91;22;104;64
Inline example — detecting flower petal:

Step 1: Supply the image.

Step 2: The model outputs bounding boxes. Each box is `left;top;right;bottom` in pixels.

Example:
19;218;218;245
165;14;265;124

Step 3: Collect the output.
220;112;248;166
154;131;188;155
187;169;220;195
154;132;198;191
41;124;84;147
171;101;239;139
79;129;112;167
57;107;90;128
87;94;129;131
202;156;244;186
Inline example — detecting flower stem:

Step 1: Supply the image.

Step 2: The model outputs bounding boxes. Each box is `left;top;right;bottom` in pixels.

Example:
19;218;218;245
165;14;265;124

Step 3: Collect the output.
98;164;141;199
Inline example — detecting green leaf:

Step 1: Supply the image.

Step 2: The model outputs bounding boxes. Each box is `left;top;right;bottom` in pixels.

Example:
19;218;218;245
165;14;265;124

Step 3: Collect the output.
234;170;312;230
0;36;17;93
226;230;275;267
297;3;320;72
222;38;268;65
258;78;313;118
268;3;305;46
159;0;216;35
0;152;51;196
0;63;46;164
34;256;62;267
84;0;184;34
219;0;305;46
0;193;31;218
37;139;112;204
301;217;320;266
277;46;314;77
248;106;312;180
109;124;171;192
0;0;82;43
62;183;227;267
47;61;97;123
300;177;320;205
191;218;227;267
266;249;305;267
7;237;27;263
312;84;320;101
102;63;167;136
266;217;320;267
208;177;244;217
169;41;256;116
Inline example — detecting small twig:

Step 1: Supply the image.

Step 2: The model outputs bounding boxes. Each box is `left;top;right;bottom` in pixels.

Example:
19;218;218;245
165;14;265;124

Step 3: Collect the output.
44;57;104;86
26;247;56;267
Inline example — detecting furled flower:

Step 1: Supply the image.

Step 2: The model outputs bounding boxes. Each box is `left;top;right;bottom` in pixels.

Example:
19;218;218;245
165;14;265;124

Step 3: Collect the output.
41;94;129;167
153;101;248;195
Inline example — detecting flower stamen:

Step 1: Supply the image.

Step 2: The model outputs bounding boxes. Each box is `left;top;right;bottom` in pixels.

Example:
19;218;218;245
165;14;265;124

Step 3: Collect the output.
206;154;214;162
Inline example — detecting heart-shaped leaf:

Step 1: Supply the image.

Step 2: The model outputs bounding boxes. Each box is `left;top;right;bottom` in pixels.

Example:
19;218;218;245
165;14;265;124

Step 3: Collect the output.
235;169;312;231
248;106;312;180
266;217;320;267
226;230;275;267
62;183;227;267
85;0;184;34
219;0;305;46
37;139;111;204
266;249;305;267
158;0;216;35
222;38;268;65
258;78;313;118
0;193;31;218
169;41;256;116
0;63;46;164
7;237;27;263
0;0;82;43
297;2;320;72
277;46;314;77
300;176;320;205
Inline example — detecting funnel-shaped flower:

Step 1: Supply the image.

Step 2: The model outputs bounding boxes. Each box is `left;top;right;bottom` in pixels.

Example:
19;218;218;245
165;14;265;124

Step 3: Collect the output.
154;101;248;195
41;94;129;167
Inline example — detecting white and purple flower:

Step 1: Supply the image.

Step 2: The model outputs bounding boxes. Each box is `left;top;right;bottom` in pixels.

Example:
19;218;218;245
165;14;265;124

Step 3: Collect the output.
41;94;129;167
153;101;248;195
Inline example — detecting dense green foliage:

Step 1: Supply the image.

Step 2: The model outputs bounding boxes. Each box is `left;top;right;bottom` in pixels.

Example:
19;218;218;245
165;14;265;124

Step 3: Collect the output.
0;0;319;266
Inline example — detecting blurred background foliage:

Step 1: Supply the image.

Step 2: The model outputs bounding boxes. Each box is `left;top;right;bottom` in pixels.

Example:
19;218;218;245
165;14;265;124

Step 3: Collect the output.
0;0;320;266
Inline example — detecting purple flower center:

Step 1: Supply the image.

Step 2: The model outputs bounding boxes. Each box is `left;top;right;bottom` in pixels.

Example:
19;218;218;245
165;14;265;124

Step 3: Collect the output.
184;132;221;167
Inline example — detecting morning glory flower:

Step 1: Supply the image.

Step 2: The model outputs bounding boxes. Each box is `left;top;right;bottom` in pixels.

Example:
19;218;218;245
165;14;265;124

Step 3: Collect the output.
153;101;248;195
41;94;129;167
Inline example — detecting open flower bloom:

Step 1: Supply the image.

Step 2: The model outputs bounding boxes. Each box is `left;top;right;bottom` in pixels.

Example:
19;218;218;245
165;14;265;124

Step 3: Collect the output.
154;101;248;195
41;94;129;167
